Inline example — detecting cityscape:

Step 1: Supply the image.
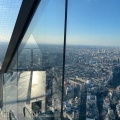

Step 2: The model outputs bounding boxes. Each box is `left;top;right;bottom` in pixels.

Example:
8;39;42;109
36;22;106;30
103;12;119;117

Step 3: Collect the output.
4;43;119;120
1;0;120;120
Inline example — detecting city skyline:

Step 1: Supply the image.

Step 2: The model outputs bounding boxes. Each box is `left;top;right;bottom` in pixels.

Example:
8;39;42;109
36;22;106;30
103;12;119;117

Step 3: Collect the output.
1;1;120;119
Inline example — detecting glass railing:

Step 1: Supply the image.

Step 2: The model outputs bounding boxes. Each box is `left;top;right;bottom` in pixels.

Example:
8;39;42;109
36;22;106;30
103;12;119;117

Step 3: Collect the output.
2;0;120;120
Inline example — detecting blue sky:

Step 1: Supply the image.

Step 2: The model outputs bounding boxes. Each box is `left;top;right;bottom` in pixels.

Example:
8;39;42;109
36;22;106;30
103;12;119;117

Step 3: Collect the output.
1;0;120;46
0;0;22;42
0;0;22;62
66;0;120;46
27;0;120;46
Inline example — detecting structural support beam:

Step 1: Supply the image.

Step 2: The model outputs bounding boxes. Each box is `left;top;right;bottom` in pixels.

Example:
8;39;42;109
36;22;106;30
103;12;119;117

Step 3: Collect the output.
0;74;3;108
61;0;68;119
1;0;40;73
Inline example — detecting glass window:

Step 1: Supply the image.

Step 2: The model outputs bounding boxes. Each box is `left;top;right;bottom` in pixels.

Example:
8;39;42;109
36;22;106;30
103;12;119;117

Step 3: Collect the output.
2;0;120;120
0;0;22;66
17;0;65;119
65;0;120;120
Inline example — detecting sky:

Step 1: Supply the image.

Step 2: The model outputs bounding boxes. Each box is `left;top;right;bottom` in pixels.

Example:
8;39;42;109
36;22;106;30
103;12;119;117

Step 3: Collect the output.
0;0;22;62
1;0;120;46
25;0;120;46
0;0;22;42
66;0;120;46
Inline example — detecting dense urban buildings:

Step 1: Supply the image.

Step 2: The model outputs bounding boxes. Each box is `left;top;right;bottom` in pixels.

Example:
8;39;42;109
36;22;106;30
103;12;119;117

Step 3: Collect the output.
1;44;120;120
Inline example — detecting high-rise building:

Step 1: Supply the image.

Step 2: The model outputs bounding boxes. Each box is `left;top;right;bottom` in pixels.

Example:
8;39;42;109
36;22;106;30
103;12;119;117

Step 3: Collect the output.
110;66;120;88
79;84;87;120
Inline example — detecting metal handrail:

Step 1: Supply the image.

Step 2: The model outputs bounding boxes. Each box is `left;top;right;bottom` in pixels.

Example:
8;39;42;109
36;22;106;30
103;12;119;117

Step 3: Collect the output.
23;106;45;120
23;106;34;118
9;110;17;120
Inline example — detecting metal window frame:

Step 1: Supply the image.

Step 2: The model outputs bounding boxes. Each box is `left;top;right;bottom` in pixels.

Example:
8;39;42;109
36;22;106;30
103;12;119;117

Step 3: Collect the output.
0;0;41;73
61;0;68;118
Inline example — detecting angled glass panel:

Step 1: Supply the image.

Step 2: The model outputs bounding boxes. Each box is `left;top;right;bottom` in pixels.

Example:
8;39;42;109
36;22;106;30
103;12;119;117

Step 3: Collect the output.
0;0;22;66
17;0;65;119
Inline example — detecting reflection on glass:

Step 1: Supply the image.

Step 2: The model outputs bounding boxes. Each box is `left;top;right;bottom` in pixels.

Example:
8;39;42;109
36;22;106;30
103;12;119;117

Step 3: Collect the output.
0;0;22;65
17;0;65;119
2;0;120;120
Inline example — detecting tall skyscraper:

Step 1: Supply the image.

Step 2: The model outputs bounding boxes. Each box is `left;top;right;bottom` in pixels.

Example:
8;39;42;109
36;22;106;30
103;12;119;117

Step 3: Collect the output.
110;66;120;88
79;83;87;120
